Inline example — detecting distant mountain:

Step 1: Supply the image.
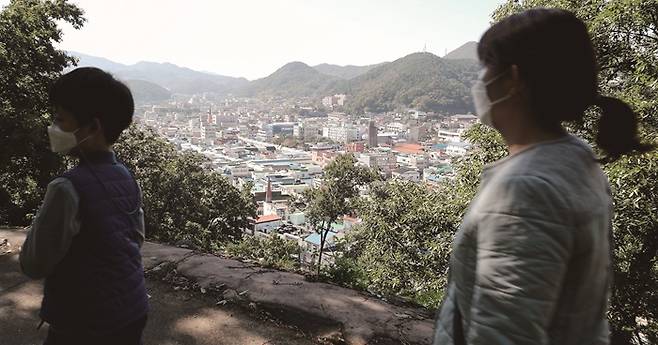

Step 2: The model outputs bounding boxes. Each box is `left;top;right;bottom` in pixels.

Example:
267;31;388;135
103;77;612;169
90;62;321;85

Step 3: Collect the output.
69;52;128;71
115;61;249;94
345;52;479;114
313;62;387;79
66;52;248;95
238;62;341;98
124;79;172;104
66;46;479;114
443;41;478;61
235;52;478;114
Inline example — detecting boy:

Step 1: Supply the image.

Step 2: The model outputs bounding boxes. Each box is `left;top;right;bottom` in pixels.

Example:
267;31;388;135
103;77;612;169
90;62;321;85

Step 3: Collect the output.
19;67;149;345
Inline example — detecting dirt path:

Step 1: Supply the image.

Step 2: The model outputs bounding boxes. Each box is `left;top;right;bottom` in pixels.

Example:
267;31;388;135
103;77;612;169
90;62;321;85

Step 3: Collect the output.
1;228;434;345
1;231;326;345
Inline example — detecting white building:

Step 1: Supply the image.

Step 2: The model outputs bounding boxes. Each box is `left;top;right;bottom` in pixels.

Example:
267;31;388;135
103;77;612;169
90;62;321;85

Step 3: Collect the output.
446;142;471;156
386;122;407;134
324;125;359;143
438;129;463;142
254;214;282;233
409;109;428;120
449;114;478;126
322;94;347;108
322;96;333;108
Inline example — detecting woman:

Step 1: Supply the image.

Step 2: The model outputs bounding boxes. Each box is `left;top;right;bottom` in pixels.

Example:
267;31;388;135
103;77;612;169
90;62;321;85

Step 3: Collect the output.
433;8;653;345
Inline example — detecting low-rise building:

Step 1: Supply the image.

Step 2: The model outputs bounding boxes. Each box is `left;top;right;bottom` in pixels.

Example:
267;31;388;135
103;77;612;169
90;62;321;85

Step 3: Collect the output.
438;129;463;142
359;152;396;177
323;125;359;143
287;212;306;226
322;94;347;108
254;214;282;233
346;142;365;153
446;142;471;156
391;168;421;182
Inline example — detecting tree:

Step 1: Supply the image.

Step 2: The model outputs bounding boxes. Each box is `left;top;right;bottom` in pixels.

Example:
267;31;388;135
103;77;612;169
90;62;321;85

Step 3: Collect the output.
326;124;505;307
0;0;84;225
272;135;300;148
345;53;479;114
484;2;658;343
0;0;256;255
113;126;257;251
344;180;455;306
302;154;378;276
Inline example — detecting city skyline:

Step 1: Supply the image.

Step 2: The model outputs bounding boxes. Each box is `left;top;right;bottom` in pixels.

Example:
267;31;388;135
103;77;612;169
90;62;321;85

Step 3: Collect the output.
0;0;502;79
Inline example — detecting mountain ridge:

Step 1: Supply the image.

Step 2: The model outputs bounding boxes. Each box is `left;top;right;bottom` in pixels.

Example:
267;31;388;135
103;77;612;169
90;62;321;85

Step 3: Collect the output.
68;52;248;95
344;52;478;113
237;61;340;98
67;43;478;113
443;41;478;60
312;62;387;79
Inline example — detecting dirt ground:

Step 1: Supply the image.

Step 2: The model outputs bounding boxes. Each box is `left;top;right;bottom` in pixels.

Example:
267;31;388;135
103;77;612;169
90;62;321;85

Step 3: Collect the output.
1;228;434;345
1;231;329;345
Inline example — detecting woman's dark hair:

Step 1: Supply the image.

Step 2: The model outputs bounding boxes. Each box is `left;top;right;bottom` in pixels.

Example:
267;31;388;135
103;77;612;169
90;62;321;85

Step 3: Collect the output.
477;8;653;161
49;67;134;144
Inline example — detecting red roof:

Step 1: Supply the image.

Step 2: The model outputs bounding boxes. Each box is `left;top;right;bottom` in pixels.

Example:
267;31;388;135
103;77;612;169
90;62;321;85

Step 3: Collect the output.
393;143;424;154
256;214;282;223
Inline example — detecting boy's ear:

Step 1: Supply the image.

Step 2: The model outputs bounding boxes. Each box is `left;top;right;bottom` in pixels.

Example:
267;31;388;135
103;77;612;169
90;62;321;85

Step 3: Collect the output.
91;118;111;144
91;118;101;131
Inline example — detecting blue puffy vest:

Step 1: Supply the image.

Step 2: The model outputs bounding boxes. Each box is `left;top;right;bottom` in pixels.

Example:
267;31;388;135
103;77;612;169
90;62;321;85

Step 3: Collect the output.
40;151;149;335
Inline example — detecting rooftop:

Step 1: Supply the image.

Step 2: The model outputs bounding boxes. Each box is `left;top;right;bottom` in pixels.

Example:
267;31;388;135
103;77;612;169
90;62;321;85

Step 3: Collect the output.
256;214;282;223
304;231;337;246
393;143;424;155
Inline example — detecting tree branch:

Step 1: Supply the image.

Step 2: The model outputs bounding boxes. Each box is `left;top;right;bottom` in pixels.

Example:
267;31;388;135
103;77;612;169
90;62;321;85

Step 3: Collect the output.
607;29;658;42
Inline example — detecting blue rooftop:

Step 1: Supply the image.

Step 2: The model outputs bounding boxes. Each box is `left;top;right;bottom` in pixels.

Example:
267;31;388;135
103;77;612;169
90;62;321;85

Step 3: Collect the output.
304;231;337;246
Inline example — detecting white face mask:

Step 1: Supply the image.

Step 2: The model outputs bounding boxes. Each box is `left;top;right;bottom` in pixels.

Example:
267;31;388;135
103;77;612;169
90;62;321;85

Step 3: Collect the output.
47;124;90;154
471;68;513;127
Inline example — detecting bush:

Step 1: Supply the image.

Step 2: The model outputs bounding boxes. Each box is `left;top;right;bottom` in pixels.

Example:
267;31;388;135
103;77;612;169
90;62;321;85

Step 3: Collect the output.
225;234;300;271
325;243;369;290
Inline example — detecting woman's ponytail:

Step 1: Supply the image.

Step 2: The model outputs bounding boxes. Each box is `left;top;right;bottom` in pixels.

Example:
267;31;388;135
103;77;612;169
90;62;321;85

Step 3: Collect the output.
595;96;654;163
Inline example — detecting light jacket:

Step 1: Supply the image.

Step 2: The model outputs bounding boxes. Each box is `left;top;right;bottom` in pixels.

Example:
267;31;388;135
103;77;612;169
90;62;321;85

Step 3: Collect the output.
434;135;613;345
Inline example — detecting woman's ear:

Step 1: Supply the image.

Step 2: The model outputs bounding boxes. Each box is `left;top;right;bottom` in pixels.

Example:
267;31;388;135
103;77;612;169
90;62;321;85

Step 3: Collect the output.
509;64;525;93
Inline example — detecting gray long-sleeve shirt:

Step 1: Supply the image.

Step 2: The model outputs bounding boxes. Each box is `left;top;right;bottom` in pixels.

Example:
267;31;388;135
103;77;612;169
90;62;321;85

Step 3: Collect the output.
19;177;145;280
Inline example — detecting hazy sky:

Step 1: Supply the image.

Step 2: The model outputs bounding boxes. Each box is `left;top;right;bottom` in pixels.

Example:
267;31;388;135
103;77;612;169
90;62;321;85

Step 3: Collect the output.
2;0;504;79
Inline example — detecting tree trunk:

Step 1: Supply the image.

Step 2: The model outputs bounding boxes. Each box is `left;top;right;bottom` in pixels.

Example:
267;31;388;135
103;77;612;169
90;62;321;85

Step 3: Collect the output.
317;233;324;277
316;221;326;277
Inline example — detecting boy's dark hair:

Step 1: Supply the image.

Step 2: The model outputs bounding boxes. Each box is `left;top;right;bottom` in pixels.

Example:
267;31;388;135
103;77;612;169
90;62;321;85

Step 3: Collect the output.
49;67;134;144
477;8;653;162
